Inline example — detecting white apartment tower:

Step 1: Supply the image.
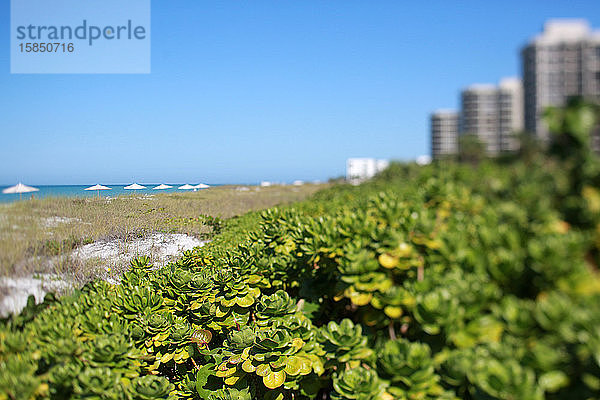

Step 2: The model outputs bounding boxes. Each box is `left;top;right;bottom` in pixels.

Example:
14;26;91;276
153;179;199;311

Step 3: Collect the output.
498;78;524;152
460;78;523;155
461;84;501;155
430;110;460;159
522;19;600;141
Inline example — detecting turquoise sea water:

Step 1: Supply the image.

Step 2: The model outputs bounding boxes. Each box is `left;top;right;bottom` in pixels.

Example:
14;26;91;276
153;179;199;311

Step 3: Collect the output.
0;184;221;203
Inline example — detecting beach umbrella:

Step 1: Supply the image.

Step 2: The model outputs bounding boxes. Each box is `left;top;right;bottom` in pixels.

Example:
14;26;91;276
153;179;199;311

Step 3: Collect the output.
193;183;210;189
178;184;195;190
84;184;111;198
124;183;147;192
153;184;173;190
2;182;39;200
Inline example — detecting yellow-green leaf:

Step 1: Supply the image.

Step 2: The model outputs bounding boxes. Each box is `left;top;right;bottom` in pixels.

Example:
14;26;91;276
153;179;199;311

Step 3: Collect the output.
160;353;174;364
174;349;189;362
384;305;403;319
396;242;413;257
306;355;324;376
216;366;237;378
378;253;398;269
220;298;237;308
242;359;256;373
247;274;262;284
256;364;271;377
540;371;569;392
424;239;441;250
298;357;312;375
348;292;372;306
215;305;229;318
236;294;255;307
284;356;302;376
263;370;286;389
242;347;251;359
224;371;244;386
292;337;305;351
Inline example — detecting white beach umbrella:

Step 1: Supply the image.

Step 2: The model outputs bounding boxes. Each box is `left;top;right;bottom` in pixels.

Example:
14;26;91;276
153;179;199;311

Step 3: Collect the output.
124;183;147;191
153;184;173;190
84;184;112;198
2;182;39;200
178;184;195;190
193;183;210;189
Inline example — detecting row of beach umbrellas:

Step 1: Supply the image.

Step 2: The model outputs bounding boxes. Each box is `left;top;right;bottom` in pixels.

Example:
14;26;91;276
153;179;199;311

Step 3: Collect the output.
2;182;210;199
84;183;210;197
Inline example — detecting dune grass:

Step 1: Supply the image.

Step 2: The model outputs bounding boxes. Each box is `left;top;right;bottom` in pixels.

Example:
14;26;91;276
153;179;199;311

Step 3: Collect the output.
0;184;325;279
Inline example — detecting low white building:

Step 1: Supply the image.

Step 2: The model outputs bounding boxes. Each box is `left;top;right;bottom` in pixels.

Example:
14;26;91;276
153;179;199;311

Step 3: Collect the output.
346;158;389;184
416;155;432;165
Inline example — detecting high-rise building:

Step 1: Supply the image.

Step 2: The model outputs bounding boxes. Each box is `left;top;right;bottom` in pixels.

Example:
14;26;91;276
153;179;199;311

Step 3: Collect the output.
430;110;460;159
461;84;501;155
460;78;523;155
498;78;524;152
522;19;600;141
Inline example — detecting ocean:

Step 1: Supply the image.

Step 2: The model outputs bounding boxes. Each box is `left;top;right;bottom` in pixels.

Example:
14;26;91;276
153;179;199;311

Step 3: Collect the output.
0;184;220;203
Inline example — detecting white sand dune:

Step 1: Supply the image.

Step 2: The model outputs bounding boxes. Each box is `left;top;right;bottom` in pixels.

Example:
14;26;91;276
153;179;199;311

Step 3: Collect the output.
0;274;69;318
0;233;207;317
72;233;205;265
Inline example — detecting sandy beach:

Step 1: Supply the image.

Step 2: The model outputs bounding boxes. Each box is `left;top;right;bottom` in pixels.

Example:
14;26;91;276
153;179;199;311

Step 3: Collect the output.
0;232;206;317
0;184;325;317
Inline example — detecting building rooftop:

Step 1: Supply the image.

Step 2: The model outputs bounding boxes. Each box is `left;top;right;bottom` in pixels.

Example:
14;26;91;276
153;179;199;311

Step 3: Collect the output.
529;19;600;44
463;83;498;93
499;77;522;90
431;109;459;116
545;19;589;37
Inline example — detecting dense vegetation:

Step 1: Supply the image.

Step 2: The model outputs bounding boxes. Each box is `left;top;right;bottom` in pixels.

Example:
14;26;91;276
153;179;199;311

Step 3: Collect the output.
2;102;600;399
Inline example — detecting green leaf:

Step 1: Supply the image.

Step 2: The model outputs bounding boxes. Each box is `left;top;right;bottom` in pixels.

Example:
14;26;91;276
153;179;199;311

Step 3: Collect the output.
539;371;569;393
236;294;255;308
284;356;303;376
196;363;219;398
242;359;256;373
160;352;173;364
383;305;403;319
263;370;286;389
256;364;271;377
247;275;262;284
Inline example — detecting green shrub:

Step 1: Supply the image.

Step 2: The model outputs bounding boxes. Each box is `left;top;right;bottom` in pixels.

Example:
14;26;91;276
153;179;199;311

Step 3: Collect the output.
3;157;600;400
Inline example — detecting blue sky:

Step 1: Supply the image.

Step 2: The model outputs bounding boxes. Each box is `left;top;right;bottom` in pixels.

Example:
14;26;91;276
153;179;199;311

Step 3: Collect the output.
1;1;600;185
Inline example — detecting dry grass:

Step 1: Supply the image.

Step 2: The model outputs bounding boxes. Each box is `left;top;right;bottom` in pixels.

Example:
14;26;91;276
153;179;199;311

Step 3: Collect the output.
0;184;325;278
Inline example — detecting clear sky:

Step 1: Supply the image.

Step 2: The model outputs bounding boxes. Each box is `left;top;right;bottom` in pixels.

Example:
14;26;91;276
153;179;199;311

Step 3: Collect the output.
1;1;600;185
